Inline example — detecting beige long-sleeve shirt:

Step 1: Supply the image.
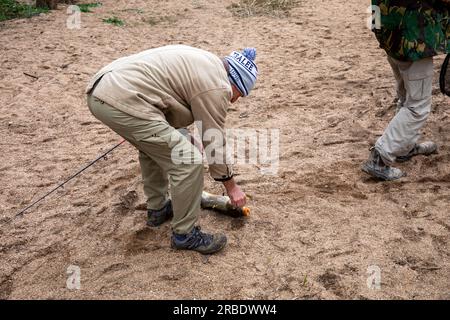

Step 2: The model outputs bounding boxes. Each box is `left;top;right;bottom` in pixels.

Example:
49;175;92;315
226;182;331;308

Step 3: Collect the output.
86;45;233;181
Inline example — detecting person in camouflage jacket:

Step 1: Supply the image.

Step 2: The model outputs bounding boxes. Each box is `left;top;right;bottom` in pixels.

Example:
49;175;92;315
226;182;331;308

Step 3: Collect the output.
372;0;449;61
362;0;449;181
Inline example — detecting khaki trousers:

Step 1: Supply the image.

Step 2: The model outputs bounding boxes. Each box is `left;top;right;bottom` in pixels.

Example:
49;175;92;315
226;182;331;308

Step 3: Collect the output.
375;56;433;165
87;94;203;234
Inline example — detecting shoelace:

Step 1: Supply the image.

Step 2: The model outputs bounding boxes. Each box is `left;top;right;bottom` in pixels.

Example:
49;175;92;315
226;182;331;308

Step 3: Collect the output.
186;227;213;249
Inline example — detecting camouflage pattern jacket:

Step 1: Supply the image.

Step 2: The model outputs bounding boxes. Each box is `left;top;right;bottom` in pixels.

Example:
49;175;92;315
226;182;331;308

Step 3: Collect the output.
372;0;450;61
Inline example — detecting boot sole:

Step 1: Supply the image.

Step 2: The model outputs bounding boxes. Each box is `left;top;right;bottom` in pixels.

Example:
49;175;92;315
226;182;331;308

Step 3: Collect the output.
361;164;405;181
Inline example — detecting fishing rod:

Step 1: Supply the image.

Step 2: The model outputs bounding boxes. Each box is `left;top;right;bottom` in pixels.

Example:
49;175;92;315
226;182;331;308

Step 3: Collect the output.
15;139;126;217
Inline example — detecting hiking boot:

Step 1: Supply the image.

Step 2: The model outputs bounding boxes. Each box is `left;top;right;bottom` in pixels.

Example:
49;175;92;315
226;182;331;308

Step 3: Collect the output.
171;226;227;254
147;200;173;227
362;148;405;181
396;141;438;163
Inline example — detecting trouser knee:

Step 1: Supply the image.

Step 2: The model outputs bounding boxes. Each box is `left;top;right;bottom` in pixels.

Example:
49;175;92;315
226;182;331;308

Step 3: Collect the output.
406;99;431;121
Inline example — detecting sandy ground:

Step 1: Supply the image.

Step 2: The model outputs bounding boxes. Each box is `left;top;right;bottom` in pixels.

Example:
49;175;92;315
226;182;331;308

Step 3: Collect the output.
0;0;449;300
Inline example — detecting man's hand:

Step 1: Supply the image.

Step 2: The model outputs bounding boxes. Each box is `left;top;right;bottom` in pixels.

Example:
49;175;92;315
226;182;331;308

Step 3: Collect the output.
222;178;246;207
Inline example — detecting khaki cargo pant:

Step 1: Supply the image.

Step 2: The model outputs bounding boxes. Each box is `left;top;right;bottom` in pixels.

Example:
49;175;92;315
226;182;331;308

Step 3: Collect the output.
375;56;433;165
87;94;203;234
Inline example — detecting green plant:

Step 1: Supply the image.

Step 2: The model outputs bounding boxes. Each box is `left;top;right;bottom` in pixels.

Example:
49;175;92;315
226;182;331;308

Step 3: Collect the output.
103;16;124;26
78;2;102;13
228;0;297;17
0;0;48;22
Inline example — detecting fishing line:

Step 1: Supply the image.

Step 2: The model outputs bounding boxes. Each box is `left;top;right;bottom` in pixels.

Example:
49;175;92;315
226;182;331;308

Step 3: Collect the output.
15;139;126;217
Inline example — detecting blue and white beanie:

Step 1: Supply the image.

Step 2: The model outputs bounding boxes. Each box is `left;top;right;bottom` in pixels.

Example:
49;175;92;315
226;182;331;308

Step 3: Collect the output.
225;48;258;97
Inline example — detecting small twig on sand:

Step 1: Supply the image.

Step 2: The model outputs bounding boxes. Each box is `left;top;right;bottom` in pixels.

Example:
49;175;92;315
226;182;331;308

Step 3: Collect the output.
23;72;39;80
322;138;362;146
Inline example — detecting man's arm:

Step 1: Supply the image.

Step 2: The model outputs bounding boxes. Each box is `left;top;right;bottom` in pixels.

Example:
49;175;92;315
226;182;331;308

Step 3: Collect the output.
190;89;246;207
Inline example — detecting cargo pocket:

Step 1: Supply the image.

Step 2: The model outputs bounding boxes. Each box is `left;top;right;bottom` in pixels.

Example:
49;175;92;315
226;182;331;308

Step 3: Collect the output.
405;58;433;101
407;77;432;100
